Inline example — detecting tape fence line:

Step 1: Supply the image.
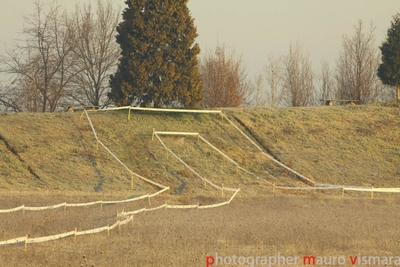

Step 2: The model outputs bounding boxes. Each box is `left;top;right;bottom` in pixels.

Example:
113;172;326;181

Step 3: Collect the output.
89;106;223;115
0;188;168;214
198;135;275;187
343;187;400;193
221;113;315;186
83;110;168;190
0;190;241;247
0;205;25;214
154;133;237;193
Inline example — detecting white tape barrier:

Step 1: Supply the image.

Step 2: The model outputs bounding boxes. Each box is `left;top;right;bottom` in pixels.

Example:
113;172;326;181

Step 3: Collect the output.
343;187;400;193
221;114;315;186
120;188;240;216
0;188;240;248
84;110;168;190
89;106;223;114
221;114;400;193
154;133;238;192
275;186;342;190
198;135;275;187
0;188;169;214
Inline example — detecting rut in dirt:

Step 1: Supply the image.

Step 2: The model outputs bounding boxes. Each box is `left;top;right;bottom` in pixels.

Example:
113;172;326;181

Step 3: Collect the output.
0;133;41;180
229;114;313;186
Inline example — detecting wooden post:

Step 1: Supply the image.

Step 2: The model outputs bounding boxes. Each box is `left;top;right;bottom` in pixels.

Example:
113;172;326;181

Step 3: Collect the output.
371;187;374;199
107;224;110;236
131;175;134;190
79;110;85;120
148;196;151;206
100;201;103;212
342;186;345;197
74;227;77;243
397;86;400;101
128;107;131;121
24;235;28;252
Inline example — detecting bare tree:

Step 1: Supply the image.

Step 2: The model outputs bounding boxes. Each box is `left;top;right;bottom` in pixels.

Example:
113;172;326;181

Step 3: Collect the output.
335;20;385;104
264;55;283;107
319;59;336;103
252;73;266;107
0;0;77;112
68;0;121;107
200;44;251;108
281;41;315;107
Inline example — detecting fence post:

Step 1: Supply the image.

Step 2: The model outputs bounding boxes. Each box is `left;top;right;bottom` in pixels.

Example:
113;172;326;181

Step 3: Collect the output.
74;227;77;243
131;175;134;190
128;106;131;121
342;186;344;197
371;187;374;199
24;235;28;252
107;224;110;236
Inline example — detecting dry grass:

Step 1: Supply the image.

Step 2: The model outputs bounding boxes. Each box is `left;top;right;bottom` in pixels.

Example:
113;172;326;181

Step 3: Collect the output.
0;193;399;266
0;105;399;266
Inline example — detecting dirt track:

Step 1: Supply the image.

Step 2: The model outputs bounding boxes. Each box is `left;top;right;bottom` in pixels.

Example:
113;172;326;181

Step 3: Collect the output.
0;193;399;266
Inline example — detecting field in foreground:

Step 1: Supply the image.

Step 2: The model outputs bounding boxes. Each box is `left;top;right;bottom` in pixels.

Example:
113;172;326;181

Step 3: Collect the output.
0;105;399;266
0;193;399;267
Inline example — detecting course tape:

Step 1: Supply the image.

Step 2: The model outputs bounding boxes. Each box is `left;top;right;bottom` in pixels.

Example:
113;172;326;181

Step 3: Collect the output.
90;106;223;114
84;110;168;190
221;113;400;193
0;188;169;214
0;188;240;247
154;133;238;192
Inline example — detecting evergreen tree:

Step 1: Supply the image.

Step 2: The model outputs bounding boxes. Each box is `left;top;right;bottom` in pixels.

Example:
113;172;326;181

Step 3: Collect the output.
378;13;400;100
109;0;203;108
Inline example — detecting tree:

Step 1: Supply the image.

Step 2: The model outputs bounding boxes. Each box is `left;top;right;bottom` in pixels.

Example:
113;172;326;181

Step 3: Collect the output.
264;55;283;107
319;59;335;102
200;44;250;108
378;13;400;101
336;20;384;104
109;0;203;108
281;41;315;107
0;1;77;112
68;0;121;107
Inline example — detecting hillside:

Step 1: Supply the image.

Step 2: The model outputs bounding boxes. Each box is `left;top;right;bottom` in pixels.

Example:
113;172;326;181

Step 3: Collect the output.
0;105;399;197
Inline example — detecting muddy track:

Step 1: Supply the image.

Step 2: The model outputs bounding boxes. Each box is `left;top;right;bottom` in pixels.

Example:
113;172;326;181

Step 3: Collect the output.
0;133;40;180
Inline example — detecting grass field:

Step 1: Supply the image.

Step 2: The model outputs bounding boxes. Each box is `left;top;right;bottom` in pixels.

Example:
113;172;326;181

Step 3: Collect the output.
0;105;399;266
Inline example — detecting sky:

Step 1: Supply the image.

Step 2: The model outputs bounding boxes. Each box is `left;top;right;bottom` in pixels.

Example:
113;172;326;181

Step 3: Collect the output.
0;0;399;79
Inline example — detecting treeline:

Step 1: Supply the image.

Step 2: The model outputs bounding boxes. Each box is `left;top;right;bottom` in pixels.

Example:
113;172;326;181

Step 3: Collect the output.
0;0;398;112
0;0;120;112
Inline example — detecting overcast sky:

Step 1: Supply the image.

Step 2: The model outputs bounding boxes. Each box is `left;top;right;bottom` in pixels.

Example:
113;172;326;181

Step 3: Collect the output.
1;0;399;79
